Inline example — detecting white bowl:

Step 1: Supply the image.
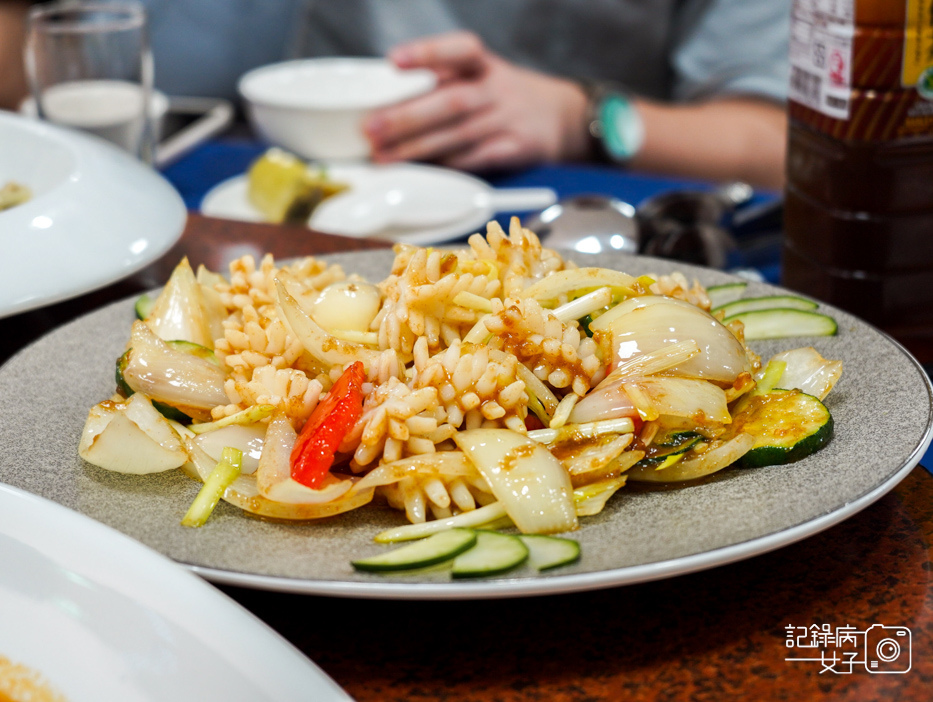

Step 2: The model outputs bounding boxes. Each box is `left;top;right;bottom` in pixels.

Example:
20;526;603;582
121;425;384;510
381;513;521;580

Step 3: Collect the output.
238;58;436;161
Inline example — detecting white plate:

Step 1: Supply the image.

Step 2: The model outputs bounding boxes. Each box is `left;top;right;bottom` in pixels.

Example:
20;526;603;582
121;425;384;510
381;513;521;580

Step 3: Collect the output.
0;250;931;601
0;110;186;319
200;162;554;245
0;482;350;701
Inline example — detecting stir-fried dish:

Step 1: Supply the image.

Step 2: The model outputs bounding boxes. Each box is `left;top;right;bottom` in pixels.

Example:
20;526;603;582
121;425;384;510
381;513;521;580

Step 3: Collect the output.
79;218;842;568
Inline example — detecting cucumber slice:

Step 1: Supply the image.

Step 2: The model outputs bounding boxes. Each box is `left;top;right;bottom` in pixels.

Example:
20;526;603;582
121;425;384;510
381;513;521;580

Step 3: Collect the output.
733;389;834;468
451;530;529;579
519;534;581;571
635;431;703;468
714;294;817;316
723;308;837;340
352;528;477;572
135;293;155;320
115;350;134;397
706;281;747;308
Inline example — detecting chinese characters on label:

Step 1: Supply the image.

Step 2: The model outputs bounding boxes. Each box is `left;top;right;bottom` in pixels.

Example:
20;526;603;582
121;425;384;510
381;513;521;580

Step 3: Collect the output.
789;0;854;119
785;624;912;674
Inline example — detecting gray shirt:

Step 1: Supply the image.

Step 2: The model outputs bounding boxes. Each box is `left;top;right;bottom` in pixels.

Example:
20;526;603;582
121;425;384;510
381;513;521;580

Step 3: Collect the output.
296;0;790;103
147;0;789;104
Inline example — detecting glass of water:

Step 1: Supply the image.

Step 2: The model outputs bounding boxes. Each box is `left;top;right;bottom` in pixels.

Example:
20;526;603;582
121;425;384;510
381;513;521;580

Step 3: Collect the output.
24;1;155;162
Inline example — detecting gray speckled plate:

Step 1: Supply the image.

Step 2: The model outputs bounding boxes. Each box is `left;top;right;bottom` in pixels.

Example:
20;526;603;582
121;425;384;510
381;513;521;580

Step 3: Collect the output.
1;250;931;600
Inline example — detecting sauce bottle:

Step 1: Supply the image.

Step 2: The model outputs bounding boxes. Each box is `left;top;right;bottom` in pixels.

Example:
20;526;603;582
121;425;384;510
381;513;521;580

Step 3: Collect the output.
782;0;933;363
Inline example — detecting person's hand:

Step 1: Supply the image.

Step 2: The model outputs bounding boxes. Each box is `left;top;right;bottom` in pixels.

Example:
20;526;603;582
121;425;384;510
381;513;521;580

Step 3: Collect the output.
363;31;591;172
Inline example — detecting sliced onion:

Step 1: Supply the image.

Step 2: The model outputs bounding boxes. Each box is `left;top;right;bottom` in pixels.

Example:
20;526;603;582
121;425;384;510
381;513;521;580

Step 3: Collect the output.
621;376;731;424
255;411;353;504
603;340;700;382
765;347;842;401
552;287;613;323
122;321;229;420
262;477;354;505
222;474;373;519
453;428;577;534
255;411;295;495
351;451;477;494
573;476;627;516
559;434;633;480
180;434;219;482
145;257;215;348
194;264;228;344
275;276;379;370
513;360;559;417
569;379;639;424
521;268;639;303
591;296;750;383
527;417;635;444
79;395;188;474
193;423;265;475
627;433;754;482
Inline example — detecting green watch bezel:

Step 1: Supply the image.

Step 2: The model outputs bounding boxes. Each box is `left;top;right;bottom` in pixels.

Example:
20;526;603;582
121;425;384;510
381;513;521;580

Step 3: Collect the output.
583;81;644;164
598;92;644;162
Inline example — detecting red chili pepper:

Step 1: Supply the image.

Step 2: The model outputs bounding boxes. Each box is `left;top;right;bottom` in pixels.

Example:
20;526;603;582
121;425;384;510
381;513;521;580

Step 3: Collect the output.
630;415;644;436
524;413;546;431
290;361;365;489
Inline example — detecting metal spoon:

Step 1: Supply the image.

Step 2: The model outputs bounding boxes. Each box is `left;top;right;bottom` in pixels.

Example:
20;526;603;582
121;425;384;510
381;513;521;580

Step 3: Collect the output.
524;195;641;255
526;182;755;269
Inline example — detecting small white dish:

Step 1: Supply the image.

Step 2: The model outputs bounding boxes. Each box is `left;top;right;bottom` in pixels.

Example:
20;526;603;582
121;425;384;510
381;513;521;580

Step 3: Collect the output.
239;58;437;160
201;162;556;245
0;483;351;701
0;110;186;319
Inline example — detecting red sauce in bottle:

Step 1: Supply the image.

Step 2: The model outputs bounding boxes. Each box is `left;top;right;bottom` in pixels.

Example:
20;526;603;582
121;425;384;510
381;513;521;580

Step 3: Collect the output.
783;0;933;362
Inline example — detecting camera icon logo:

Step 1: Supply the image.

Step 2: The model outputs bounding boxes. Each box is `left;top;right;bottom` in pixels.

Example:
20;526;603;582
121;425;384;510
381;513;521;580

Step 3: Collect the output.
864;625;911;674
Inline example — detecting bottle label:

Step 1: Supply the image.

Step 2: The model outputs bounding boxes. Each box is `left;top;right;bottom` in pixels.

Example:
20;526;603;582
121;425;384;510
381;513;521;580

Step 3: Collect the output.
789;0;855;120
903;0;933;88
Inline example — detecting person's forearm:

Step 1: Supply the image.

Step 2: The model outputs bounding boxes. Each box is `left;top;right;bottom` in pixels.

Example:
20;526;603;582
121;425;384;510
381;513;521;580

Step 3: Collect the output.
0;1;30;111
630;97;788;190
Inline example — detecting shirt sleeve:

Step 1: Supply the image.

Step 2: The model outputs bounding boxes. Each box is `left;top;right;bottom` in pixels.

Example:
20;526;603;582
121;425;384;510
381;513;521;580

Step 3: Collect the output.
670;0;791;104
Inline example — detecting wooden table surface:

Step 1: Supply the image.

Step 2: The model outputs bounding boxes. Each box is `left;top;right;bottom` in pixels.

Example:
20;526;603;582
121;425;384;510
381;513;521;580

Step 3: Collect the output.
2;213;931;701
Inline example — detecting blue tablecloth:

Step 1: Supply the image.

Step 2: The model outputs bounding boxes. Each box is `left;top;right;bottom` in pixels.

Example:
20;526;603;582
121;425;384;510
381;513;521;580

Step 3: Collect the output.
160;137;930;470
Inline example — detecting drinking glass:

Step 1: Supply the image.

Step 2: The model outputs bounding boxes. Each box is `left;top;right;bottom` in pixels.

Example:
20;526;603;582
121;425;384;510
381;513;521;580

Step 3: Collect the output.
24;1;155;162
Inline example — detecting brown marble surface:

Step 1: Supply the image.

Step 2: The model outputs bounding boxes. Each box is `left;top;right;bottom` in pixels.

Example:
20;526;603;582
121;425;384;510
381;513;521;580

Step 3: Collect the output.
3;213;931;701
226;465;933;701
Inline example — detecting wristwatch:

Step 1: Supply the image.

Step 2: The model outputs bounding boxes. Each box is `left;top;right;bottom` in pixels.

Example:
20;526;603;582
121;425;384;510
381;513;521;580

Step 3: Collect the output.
582;81;645;163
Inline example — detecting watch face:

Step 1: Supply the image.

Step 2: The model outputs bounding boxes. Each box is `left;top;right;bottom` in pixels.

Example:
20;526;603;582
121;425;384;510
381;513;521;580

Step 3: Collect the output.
599;93;644;161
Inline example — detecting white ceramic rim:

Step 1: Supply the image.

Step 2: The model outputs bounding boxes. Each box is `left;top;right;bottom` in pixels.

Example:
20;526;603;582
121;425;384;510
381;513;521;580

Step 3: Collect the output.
0;482;352;699
0;111;186;319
